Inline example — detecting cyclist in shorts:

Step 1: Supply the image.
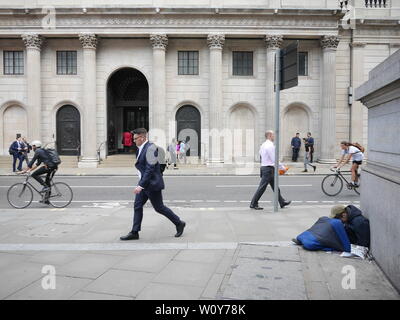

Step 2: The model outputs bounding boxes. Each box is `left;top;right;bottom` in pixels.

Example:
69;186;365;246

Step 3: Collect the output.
333;141;364;187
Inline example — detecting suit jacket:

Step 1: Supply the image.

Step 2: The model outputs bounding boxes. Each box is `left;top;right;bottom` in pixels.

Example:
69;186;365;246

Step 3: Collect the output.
10;141;22;154
135;142;165;192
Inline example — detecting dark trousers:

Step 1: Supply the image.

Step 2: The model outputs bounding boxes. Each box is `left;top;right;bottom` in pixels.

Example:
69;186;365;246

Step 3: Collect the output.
250;166;285;207
132;189;181;232
12;153;23;171
309;147;314;163
31;166;55;188
292;148;300;161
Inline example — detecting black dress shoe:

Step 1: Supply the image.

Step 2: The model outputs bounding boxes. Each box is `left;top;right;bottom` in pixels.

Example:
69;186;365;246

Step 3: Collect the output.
120;232;139;241
175;221;186;237
280;201;291;209
250;205;263;210
313;165;317;172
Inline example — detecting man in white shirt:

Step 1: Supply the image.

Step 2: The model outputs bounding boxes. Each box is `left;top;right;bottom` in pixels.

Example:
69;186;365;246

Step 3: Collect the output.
250;130;291;210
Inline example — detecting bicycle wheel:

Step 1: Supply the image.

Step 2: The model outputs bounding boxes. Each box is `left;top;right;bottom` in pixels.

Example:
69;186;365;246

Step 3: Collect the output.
321;174;343;196
7;183;33;209
48;182;73;208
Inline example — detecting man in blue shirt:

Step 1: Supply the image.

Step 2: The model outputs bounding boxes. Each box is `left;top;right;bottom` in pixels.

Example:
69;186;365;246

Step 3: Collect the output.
291;133;301;162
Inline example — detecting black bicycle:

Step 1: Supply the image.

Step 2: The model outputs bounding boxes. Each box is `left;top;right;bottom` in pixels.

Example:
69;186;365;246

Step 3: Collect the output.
7;170;73;209
321;168;360;196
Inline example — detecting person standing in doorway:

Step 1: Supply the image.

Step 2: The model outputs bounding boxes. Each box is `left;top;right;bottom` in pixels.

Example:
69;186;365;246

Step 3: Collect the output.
291;133;301;162
9;134;23;172
302;142;316;173
179;139;187;164
120;128;186;240
167;138;178;169
305;132;314;163
20;137;31;166
122;130;133;153
250;130;291;210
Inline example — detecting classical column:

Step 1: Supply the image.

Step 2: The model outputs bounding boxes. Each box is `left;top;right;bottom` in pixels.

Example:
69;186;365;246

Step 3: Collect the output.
22;33;43;141
350;42;366;144
150;34;168;142
265;35;283;131
319;35;339;163
78;33;98;168
207;33;225;164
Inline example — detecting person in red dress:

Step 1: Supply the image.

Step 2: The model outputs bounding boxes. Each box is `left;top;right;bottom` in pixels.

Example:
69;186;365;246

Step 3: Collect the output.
122;130;133;153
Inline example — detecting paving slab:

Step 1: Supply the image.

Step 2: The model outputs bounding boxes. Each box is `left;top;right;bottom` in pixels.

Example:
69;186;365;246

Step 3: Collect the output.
136;282;204;300
6;276;92;300
221;244;307;300
70;291;133;300
83;269;154;297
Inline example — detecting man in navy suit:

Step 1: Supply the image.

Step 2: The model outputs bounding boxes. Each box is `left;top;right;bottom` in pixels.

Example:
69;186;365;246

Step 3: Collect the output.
9;135;24;172
120;128;186;240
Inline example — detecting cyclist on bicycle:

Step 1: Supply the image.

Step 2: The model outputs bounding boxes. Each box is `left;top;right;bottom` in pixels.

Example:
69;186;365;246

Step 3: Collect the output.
20;140;58;195
333;141;364;187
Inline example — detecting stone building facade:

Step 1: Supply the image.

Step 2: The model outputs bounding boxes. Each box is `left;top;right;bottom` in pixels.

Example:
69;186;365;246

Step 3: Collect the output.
0;0;399;167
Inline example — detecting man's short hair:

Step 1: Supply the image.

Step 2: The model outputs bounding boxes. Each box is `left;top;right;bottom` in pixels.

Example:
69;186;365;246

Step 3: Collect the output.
265;130;274;138
133;128;147;136
296;133;300;135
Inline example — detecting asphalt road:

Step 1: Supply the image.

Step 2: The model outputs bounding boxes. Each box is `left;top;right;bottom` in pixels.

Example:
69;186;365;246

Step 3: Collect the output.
0;175;360;209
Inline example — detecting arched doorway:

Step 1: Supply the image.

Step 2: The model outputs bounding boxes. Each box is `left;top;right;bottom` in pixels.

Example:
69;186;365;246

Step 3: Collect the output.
176;105;201;157
282;104;310;160
229;105;255;162
56;105;81;155
107;68;149;155
2;105;27;154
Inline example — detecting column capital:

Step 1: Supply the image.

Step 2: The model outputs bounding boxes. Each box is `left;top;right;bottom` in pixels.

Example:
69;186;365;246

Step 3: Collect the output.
22;33;43;50
321;35;340;50
207;33;225;49
265;35;283;49
79;33;98;49
150;33;168;50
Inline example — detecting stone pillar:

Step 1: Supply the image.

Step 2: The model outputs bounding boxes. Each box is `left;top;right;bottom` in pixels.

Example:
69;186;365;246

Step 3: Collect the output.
78;33;98;168
22;33;43;142
319;35;339;163
207;33;225;164
150;34;168;143
350;42;366;144
265;35;283;131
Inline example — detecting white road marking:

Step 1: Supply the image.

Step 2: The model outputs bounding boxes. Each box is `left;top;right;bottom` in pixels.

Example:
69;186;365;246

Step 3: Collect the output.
0;241;294;251
216;184;313;188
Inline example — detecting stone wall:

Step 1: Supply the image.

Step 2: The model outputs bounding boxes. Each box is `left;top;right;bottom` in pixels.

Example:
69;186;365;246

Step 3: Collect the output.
355;48;400;292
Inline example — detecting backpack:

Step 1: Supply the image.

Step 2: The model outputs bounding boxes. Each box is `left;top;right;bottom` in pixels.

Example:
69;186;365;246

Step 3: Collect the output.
45;148;62;166
351;142;365;153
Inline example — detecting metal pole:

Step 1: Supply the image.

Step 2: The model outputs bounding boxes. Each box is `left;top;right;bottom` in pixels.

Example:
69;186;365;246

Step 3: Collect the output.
274;49;281;213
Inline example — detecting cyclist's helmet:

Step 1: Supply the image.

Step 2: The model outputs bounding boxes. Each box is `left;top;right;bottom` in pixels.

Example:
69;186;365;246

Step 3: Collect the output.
31;140;42;148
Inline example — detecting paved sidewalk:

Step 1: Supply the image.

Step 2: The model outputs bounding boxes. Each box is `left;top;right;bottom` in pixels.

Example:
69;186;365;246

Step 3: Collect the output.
0;161;340;176
0;204;398;300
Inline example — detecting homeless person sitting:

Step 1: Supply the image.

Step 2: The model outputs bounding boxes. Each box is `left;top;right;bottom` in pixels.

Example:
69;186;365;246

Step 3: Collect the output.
292;204;370;252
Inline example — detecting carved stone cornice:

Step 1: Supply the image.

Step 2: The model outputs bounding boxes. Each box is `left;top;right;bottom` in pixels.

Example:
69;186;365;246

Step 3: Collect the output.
21;33;43;50
150;33;168;50
321;35;340;50
265;35;283;49
350;42;366;48
207;33;225;49
79;33;98;49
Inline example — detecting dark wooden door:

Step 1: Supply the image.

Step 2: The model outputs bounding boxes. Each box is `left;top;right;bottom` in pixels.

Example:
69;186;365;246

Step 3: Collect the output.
124;107;149;132
176;105;201;157
56;105;80;155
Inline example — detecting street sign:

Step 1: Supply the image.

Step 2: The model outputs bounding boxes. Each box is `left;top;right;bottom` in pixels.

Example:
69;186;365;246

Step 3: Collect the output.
280;41;299;90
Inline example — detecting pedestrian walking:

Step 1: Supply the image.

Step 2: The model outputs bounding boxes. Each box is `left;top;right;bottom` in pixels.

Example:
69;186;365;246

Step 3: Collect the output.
9;134;24;172
167;138;178;169
304;132;314;163
20;137;31;166
120;128;186;240
291;133;301;162
122;130;133;153
179;140;187;164
250;130;291;210
302;144;316;172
